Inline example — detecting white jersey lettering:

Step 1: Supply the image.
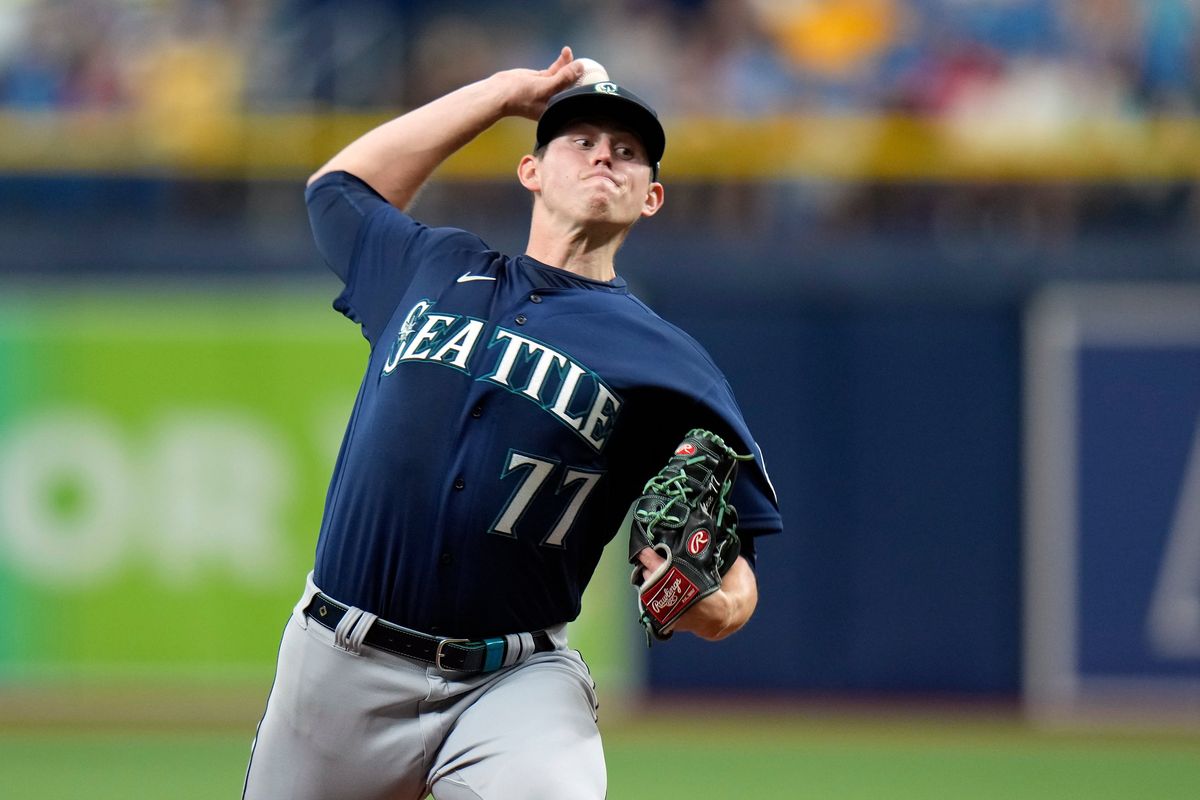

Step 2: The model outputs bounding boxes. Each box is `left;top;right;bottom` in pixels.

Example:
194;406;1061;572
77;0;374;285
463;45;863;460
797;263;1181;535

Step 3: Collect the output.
430;319;485;369
401;313;459;361
381;302;622;453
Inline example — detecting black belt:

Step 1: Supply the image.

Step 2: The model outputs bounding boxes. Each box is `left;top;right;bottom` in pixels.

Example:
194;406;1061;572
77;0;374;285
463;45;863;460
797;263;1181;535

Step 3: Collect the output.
303;593;553;673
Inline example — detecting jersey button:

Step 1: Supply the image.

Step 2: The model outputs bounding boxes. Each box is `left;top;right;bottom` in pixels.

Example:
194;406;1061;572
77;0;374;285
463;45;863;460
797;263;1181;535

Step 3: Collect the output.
453;477;465;490
530;294;542;304
515;314;527;325
471;406;483;418
440;552;454;566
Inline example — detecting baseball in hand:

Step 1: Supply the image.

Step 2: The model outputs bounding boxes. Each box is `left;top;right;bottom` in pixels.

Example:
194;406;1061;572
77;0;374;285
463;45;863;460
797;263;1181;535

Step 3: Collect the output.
573;57;610;85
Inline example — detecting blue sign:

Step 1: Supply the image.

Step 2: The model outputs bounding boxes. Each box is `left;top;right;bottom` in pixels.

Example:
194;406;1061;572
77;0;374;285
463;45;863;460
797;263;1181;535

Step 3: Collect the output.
1025;285;1200;722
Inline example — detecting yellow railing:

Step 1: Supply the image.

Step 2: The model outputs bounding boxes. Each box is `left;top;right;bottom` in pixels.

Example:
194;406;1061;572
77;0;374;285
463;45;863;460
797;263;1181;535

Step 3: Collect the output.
1;110;1197;181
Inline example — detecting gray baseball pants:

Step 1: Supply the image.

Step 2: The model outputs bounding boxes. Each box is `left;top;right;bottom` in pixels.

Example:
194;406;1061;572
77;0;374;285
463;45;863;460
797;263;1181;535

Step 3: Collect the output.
242;575;606;799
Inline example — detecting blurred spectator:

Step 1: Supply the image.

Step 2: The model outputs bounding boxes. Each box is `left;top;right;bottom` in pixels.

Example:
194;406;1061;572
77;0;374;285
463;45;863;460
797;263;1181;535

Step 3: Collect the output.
126;1;247;162
0;0;1196;116
1134;0;1198;111
0;0;127;108
402;7;543;109
748;0;907;109
243;0;407;109
676;0;801;114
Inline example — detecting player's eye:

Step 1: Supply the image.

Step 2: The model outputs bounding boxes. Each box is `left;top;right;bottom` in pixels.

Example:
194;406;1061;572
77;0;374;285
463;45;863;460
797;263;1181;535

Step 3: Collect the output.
574;137;593;148
615;145;635;159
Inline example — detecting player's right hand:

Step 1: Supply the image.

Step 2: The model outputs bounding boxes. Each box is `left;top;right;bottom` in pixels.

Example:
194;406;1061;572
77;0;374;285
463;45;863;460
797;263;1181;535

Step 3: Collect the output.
634;546;757;642
496;46;585;120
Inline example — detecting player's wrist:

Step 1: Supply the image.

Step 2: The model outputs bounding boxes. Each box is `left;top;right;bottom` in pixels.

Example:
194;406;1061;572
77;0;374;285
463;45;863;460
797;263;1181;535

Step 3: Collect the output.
677;590;735;640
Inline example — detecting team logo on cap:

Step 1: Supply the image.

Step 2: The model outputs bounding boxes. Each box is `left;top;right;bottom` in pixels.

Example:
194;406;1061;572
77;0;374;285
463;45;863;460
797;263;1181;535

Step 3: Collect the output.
595;82;618;94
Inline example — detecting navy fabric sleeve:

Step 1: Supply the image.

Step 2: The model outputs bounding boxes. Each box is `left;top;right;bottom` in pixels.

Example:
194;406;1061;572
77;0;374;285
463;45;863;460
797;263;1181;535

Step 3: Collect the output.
693;378;783;542
305;171;410;343
305;171;390;282
305;170;491;347
739;533;757;569
624;309;783;554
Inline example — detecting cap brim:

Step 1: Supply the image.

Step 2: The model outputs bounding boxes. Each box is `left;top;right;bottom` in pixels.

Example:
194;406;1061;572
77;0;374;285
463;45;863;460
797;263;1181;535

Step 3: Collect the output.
535;83;665;168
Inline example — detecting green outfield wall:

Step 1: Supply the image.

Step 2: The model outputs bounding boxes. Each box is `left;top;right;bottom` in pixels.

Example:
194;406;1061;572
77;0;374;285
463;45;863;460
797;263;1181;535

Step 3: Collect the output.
0;288;635;691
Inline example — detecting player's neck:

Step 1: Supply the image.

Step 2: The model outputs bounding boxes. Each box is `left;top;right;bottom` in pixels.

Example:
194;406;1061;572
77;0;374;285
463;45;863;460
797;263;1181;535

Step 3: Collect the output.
524;224;625;282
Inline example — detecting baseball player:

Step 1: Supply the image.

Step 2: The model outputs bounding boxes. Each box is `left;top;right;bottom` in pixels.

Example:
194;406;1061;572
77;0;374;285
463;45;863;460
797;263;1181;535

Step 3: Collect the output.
243;47;782;800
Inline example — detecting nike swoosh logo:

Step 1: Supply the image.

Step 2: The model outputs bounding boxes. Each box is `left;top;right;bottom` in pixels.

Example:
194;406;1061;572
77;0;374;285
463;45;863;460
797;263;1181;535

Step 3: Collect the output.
456;272;497;283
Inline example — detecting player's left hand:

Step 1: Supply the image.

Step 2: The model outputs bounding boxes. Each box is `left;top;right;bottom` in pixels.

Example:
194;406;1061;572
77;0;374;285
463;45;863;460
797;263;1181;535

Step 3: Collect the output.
622;428;756;642
634;549;758;640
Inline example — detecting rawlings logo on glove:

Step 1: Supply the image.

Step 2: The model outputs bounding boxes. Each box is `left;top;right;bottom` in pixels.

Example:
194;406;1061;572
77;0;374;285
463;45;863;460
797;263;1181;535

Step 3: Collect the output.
619;428;752;643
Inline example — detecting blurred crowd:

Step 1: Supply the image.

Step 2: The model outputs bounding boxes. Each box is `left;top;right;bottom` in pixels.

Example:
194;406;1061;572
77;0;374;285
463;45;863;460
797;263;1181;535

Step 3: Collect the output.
0;0;1196;120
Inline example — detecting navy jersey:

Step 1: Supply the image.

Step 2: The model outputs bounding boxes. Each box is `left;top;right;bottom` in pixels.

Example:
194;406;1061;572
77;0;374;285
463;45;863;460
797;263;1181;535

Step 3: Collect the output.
305;171;782;638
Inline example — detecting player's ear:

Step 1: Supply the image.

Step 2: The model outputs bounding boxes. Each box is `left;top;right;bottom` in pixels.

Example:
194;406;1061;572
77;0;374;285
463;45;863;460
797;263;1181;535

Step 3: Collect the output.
640;181;664;218
517;154;541;192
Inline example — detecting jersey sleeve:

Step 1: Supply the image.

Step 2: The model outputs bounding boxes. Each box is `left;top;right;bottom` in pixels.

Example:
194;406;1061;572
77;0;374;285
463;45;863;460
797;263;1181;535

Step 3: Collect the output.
692;377;783;543
620;307;784;553
305;171;389;283
304;170;490;347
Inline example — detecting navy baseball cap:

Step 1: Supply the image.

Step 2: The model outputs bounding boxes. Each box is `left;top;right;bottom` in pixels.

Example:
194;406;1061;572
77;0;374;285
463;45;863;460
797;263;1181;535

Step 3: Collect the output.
536;81;666;174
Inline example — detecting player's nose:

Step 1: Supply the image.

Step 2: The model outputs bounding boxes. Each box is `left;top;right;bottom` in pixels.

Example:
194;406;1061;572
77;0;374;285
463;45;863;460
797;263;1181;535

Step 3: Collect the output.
590;137;614;165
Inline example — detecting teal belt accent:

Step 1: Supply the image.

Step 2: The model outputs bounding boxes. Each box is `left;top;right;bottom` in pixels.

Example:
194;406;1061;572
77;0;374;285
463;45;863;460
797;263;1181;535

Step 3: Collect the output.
483;638;505;672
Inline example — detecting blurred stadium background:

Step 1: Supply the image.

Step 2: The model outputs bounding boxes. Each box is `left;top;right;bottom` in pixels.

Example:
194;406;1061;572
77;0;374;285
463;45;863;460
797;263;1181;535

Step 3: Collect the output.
1;0;1199;797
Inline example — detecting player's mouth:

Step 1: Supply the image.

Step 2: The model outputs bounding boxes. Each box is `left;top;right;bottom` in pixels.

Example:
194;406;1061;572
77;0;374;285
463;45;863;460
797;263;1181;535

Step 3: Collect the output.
583;171;621;188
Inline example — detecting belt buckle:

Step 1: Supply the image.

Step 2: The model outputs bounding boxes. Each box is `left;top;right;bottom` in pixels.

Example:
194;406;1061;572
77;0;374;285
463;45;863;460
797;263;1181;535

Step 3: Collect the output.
434;638;471;671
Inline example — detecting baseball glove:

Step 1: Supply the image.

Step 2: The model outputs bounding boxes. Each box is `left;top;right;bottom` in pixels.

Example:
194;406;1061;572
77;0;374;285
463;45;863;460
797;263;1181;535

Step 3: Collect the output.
620;428;753;642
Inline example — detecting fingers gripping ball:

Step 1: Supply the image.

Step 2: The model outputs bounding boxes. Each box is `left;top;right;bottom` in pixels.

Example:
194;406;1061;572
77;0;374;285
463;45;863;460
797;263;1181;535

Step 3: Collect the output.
620;429;753;642
573;57;610;85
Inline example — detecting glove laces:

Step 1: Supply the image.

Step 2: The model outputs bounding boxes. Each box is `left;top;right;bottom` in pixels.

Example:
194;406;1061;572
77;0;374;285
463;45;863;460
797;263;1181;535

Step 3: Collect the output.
635;430;752;534
635;455;706;529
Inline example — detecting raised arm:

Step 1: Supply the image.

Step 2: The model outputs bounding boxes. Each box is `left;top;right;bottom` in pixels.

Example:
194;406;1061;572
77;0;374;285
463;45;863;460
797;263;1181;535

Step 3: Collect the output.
307;47;584;210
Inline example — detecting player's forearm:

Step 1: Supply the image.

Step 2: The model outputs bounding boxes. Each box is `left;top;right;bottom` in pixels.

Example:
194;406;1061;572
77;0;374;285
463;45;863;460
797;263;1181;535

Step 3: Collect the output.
307;76;511;210
675;556;758;641
308;49;583;210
